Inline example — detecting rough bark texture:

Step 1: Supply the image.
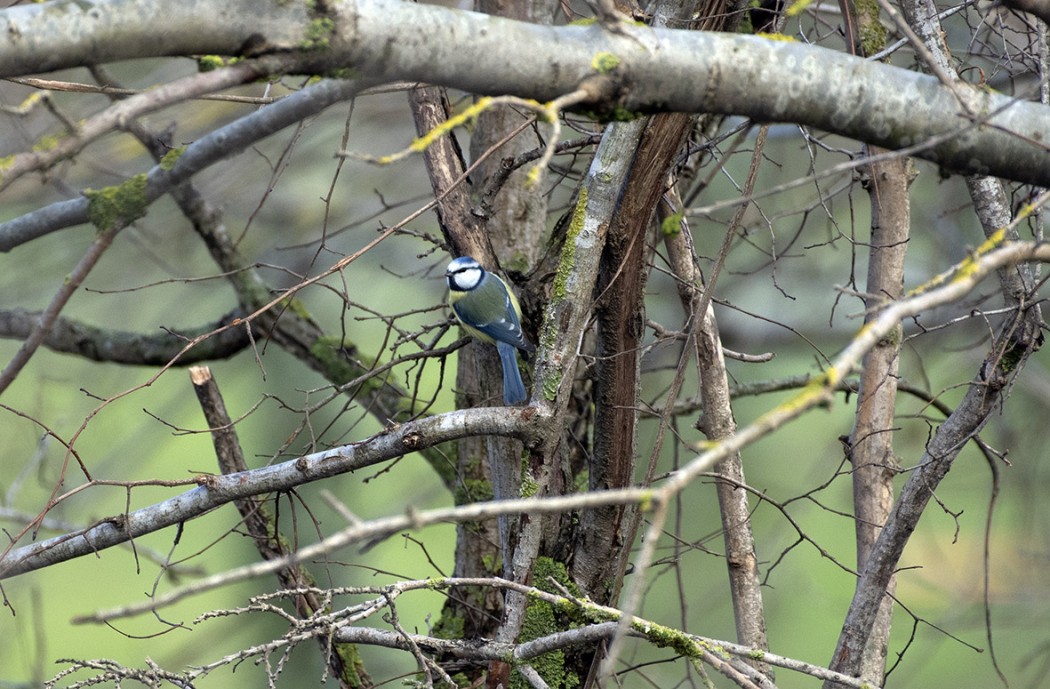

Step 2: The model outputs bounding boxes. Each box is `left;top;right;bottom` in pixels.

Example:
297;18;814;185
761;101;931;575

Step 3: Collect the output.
470;0;555;270
847;151;913;683
663;209;773;677
1;2;1048;187
577;112;697;600
410;85;506;645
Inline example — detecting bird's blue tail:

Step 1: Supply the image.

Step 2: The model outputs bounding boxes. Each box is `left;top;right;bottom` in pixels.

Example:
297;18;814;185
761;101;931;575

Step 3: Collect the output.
497;341;527;405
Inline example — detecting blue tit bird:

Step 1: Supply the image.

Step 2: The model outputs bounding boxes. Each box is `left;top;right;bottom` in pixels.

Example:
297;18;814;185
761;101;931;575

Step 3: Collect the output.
446;256;534;405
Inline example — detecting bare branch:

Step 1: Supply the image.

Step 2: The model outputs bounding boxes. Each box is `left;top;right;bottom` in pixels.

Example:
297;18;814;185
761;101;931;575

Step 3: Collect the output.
0;225;119;396
0;308;251;364
0;61;275;194
0;78;369;251
0;405;543;580
0;0;1047;184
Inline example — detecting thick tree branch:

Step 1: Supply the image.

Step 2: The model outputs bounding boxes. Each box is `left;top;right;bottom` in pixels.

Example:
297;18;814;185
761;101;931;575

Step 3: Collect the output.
334;615;873;687
577;112;672;599
1;0;1046;184
579;109;689;687
0;0;311;75
467;0;553;265
409;86;489;261
0;308;250;364
0;406;543;580
497;114;632;654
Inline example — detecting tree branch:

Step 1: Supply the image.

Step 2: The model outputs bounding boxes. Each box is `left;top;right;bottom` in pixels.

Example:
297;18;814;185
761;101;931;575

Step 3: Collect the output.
844;151;912;683
827;258;1046;683
0;77;369;251
0;308;251;364
0;405;543;580
1;0;1046;184
76;576;881;688
189;366;370;688
0;59;275;196
663;183;773;674
0;226;118;395
0;0;310;75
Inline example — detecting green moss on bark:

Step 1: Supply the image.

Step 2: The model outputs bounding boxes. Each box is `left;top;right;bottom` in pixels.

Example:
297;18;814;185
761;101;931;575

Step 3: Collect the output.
84;173;149;231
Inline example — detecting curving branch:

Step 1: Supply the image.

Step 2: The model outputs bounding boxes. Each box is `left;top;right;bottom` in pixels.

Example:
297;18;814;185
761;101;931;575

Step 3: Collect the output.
0;308;251;364
0;405;543;580
0;59;277;195
999;0;1050;22
0;78;370;251
0;0;1047;185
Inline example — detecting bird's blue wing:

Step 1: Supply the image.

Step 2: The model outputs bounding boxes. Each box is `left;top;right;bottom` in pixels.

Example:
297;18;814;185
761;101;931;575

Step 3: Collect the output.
451;284;531;352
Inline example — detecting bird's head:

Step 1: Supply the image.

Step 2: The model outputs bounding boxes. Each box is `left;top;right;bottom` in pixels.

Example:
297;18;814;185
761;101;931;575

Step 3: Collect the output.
446;256;485;292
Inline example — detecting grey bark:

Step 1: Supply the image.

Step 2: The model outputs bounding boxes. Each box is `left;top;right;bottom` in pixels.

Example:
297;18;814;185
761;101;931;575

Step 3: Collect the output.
0;0;1047;185
0;406;539;580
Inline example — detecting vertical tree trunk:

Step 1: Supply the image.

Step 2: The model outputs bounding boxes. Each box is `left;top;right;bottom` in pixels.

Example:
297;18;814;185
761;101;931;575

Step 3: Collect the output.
847;152;912;682
409;85;508;646
831;0;911;679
